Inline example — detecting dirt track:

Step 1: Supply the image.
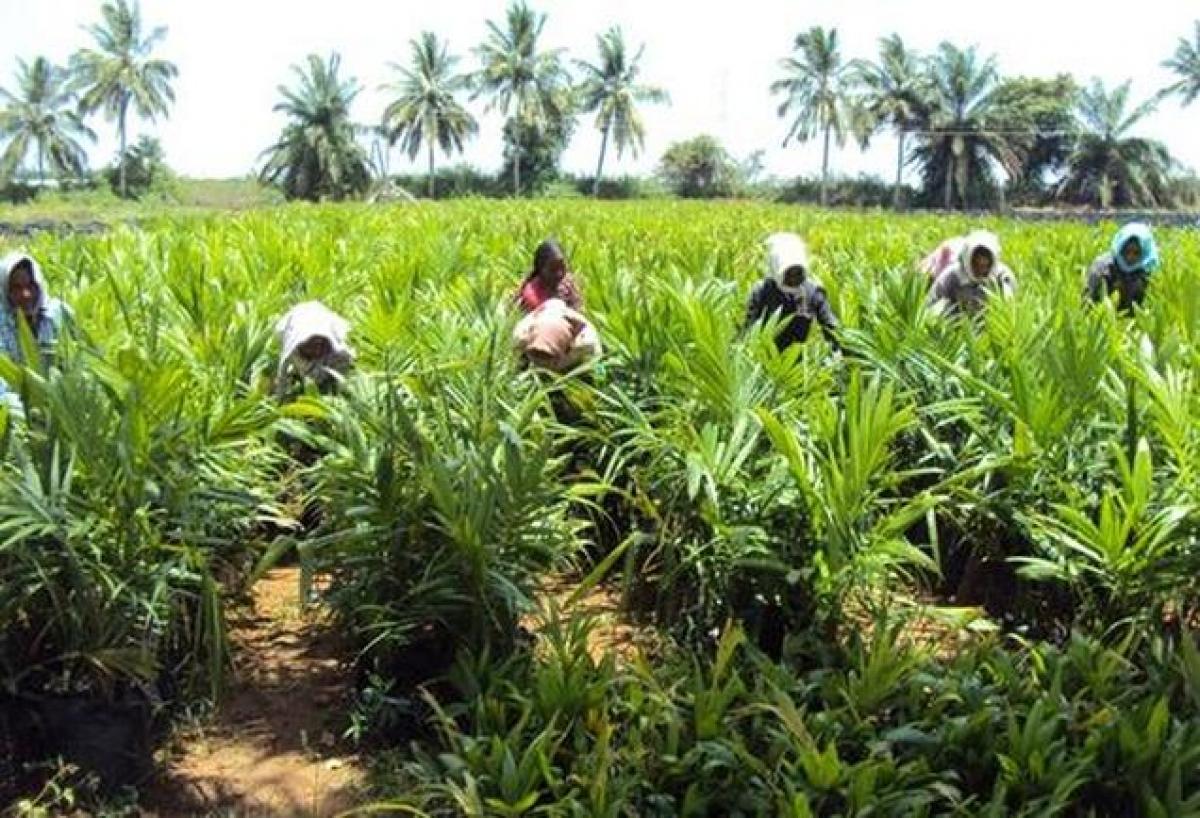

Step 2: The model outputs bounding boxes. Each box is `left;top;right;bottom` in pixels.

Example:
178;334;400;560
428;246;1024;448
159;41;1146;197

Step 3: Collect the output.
144;568;364;817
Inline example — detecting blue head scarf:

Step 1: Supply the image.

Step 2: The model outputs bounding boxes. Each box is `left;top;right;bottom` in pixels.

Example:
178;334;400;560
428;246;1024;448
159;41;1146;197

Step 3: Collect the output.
1110;222;1159;275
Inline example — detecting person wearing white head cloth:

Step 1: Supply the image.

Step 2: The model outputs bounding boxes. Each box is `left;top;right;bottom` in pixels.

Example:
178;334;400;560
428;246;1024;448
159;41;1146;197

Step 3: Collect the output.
274;301;354;397
0;251;73;412
927;230;1017;316
744;232;839;351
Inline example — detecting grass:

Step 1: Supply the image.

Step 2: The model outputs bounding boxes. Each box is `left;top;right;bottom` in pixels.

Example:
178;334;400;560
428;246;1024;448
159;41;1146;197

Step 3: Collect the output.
0;177;282;226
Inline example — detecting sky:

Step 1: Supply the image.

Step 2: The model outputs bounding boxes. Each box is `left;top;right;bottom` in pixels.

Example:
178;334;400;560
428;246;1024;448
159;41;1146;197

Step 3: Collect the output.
1;0;1197;184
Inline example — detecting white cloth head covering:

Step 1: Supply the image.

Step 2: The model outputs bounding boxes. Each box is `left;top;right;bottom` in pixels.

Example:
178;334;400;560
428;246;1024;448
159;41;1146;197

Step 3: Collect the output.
0;252;50;317
955;230;1002;286
275;301;353;381
765;232;811;297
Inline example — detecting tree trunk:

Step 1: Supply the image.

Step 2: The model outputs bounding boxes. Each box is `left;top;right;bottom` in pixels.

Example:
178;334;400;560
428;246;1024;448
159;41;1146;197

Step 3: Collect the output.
118;94;129;198
37;149;45;186
893;129;906;210
943;159;953;210
820;123;832;207
593;124;610;197
961;158;969;211
428;141;436;199
512;119;521;196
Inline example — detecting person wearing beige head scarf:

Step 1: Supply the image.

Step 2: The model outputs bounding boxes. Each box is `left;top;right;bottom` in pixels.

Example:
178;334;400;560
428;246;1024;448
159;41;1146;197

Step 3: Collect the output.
926;230;1017;315
512;297;602;373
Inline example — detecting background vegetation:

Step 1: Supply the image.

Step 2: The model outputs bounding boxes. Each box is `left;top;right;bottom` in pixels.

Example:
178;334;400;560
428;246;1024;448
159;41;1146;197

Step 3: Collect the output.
1;2;1198;209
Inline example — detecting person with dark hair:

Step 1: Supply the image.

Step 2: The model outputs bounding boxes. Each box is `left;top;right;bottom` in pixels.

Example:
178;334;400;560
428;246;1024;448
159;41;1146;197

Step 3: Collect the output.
516;238;583;313
1086;222;1159;313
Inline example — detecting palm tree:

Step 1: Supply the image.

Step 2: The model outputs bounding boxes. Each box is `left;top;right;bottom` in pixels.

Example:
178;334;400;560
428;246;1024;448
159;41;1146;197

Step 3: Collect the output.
381;32;478;198
909;44;1025;210
1057;80;1171;208
71;0;177;198
851;35;927;209
771;26;855;207
0;57;94;182
1163;21;1200;106
575;27;668;196
259;53;371;202
473;1;571;195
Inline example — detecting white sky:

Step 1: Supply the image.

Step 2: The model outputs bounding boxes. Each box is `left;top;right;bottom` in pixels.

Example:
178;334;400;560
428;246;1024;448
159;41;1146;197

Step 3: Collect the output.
2;0;1198;183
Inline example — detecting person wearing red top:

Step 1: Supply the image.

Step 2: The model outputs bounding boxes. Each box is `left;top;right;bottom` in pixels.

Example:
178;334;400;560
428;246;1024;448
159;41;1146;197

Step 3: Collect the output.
517;239;583;313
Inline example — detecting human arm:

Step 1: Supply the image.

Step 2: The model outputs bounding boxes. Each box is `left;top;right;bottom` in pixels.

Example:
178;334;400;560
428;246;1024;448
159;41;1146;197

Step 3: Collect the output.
811;286;841;350
559;273;584;311
927;270;952;308
996;267;1017;299
744;281;768;329
1084;257;1110;303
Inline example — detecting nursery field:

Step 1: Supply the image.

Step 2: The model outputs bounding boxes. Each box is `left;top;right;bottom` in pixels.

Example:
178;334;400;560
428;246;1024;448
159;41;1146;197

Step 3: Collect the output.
3;200;1200;816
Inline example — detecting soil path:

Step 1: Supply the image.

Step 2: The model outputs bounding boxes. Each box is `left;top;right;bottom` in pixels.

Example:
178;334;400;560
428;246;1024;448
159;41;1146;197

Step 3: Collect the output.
526;574;661;665
144;567;365;817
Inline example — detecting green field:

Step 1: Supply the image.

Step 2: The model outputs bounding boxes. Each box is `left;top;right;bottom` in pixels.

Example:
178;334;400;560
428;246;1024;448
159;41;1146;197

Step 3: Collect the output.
0;178;281;228
3;201;1200;815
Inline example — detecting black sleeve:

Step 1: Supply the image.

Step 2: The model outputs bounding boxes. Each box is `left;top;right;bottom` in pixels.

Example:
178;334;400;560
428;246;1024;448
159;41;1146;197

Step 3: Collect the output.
744;281;768;328
813;287;840;349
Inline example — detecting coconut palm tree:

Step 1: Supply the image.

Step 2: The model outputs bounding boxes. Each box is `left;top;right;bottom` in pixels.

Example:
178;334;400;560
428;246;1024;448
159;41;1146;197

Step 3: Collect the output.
1163;21;1200;106
0;57;94;182
259;53;371;202
851;35;928;209
575;27;668;196
473;1;571;195
71;0;177;197
771;26;855;207
908;43;1026;210
381;32;478;198
1057;80;1171;208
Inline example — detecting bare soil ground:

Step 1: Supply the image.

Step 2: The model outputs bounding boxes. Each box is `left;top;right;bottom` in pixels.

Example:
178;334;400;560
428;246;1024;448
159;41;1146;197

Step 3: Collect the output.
839;589;995;661
143;568;364;817
524;573;662;666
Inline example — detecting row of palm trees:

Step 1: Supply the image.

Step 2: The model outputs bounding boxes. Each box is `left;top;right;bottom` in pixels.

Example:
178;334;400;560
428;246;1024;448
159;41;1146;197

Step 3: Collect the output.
261;3;668;200
262;9;1200;208
3;1;1198;207
776;25;1200;208
0;0;176;197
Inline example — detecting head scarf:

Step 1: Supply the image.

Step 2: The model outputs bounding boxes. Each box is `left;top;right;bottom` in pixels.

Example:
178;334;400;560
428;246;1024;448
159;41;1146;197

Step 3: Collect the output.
1111;222;1159;275
0;251;66;362
275;301;354;382
765;232;811;297
954;230;1002;286
513;298;575;362
0;252;49;318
